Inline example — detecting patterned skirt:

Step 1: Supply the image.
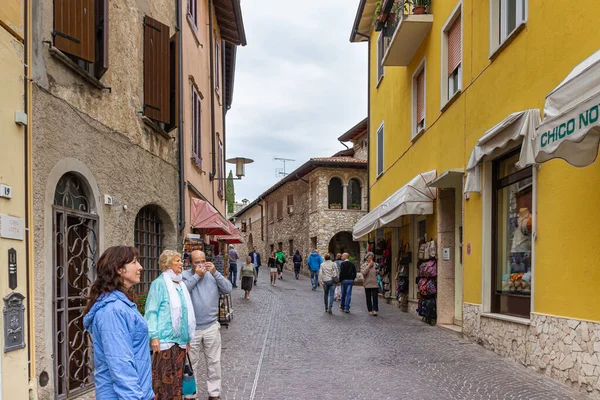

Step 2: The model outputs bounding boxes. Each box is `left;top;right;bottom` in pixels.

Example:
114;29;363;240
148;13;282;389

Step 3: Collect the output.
152;345;186;400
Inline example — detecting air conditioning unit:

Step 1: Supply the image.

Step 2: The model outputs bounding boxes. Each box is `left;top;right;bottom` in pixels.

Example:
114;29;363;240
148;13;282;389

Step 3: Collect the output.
287;205;294;214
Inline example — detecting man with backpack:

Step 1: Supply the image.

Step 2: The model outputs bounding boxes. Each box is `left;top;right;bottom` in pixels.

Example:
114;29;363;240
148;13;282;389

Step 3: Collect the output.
275;249;286;280
307;249;323;290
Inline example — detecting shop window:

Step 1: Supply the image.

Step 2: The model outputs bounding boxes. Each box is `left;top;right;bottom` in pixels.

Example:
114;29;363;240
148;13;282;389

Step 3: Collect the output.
135;206;164;293
412;60;426;137
328;178;343;209
376;123;384;176
441;5;462;105
376;32;384;85
492;149;532;318
490;0;527;55
348;178;361;209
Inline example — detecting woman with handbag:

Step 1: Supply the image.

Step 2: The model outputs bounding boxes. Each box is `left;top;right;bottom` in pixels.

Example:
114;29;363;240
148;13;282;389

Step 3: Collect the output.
318;253;339;314
144;250;196;400
83;246;154;400
361;252;380;316
239;256;257;299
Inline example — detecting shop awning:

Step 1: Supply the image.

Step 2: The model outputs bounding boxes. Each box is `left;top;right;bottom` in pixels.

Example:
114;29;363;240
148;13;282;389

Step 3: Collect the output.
214;221;244;244
533;50;600;166
464;109;540;193
427;168;464;189
190;198;231;236
352;171;437;240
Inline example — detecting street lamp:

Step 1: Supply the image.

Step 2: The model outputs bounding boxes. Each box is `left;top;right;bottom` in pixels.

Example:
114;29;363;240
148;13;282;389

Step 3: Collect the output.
226;157;254;179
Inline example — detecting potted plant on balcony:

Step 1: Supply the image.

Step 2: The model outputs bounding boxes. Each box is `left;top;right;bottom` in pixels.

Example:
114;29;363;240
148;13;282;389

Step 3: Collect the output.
409;0;431;15
348;203;361;210
329;203;342;210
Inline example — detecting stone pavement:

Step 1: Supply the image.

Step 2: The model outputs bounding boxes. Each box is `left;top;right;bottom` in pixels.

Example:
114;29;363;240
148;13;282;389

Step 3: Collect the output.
200;268;592;400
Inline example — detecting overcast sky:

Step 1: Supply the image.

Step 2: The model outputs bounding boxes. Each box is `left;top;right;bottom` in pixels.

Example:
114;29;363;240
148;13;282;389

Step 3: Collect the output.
226;0;368;202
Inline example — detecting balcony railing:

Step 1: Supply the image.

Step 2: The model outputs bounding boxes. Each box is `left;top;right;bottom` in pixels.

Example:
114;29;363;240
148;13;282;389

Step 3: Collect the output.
377;0;433;67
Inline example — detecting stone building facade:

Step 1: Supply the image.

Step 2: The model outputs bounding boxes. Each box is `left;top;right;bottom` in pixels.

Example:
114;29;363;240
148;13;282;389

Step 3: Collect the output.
232;121;369;274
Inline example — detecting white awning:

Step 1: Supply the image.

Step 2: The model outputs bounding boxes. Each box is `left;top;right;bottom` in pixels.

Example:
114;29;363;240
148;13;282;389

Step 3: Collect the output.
464;109;540;193
533;50;600;167
352;171;437;240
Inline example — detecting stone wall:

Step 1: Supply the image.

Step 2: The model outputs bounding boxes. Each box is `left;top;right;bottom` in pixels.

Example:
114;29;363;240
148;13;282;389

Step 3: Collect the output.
32;0;179;397
463;303;600;398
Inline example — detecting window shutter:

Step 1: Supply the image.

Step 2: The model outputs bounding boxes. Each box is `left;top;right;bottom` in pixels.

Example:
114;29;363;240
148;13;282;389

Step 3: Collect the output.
169;32;180;128
94;0;109;78
144;16;170;124
53;0;95;62
416;70;425;123
287;194;294;206
447;18;461;75
377;126;384;174
191;87;202;165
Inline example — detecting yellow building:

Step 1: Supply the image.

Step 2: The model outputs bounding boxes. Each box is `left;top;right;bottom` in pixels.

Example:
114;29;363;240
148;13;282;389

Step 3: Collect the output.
350;0;600;394
0;0;34;398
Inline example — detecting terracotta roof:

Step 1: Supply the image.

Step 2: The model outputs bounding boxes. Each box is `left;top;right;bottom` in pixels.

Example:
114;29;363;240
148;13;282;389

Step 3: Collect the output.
338;118;368;142
310;157;367;163
232;156;367;219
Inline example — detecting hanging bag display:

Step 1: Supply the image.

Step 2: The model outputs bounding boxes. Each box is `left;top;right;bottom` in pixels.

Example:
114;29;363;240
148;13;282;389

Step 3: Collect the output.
428;239;437;259
418;259;437;277
399;241;412;265
182;353;196;398
418;242;427;260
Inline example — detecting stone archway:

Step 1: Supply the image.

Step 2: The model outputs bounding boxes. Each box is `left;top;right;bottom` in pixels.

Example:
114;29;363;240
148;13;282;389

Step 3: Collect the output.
328;231;360;262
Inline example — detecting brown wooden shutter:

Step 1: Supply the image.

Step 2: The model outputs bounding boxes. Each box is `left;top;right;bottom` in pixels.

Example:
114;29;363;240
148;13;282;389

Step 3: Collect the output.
94;0;109;78
144;16;170;124
53;0;95;62
169;32;180;129
447;18;461;75
287;194;294;206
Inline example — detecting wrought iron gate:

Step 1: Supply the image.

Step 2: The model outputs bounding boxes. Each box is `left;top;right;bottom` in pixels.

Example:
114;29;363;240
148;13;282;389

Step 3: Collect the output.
53;174;98;398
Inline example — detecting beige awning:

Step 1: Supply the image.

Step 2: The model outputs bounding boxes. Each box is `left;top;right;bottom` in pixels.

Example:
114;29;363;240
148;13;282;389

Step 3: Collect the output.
427;169;464;189
352;171;437;240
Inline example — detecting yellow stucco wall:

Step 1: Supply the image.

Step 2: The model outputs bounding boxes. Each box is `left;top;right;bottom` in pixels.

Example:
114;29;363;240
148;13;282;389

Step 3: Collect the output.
367;0;600;321
0;0;31;397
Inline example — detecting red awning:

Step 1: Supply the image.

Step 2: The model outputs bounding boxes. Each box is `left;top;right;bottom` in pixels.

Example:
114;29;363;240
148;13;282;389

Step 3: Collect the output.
190;198;231;236
215;221;244;244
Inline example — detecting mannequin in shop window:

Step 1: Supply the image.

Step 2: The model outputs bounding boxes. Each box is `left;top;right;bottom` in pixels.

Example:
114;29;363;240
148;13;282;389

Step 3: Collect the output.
510;207;532;274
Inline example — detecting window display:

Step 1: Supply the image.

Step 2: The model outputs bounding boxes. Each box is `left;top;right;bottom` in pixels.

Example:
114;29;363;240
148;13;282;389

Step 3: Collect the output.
492;150;533;317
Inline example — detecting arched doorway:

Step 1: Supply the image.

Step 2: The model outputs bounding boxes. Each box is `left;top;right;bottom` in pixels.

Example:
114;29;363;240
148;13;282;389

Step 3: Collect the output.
328;232;360;263
53;173;98;398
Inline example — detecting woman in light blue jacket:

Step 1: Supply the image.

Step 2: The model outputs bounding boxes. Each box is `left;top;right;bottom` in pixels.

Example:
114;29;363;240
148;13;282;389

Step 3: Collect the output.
83;246;153;400
145;250;196;400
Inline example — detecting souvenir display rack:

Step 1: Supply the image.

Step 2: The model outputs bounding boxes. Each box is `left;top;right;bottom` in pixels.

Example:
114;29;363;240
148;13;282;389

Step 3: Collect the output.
416;237;437;325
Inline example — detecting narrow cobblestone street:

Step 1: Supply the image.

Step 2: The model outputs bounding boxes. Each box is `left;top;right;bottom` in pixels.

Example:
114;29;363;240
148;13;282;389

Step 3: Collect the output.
210;269;588;400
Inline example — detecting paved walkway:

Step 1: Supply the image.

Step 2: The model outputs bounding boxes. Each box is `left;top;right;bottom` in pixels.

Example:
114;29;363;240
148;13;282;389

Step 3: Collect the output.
205;268;589;400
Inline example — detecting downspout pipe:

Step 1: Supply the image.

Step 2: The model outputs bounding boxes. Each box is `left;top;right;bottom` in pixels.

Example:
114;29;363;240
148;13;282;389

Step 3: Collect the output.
177;0;185;232
209;0;217;193
24;0;33;382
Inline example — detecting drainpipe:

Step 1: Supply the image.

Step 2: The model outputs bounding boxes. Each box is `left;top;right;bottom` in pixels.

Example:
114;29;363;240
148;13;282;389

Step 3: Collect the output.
177;0;185;232
354;30;371;211
24;0;34;383
259;200;264;241
208;0;217;206
339;140;349;149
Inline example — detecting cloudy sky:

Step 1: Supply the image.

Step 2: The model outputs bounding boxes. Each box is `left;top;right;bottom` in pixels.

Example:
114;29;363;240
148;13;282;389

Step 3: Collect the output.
226;0;368;202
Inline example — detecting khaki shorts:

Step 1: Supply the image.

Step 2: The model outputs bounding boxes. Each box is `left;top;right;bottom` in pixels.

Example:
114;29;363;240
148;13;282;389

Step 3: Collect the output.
269;267;278;273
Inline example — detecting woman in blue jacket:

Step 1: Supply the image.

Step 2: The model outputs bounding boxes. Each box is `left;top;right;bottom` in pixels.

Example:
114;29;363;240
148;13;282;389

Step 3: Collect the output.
83;246;153;400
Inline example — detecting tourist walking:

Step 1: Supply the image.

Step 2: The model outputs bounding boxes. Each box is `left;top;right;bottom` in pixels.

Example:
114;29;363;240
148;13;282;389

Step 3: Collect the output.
240;256;257;299
318;253;339;314
248;247;261;284
338;253;357;313
361;252;380;316
183;250;233;400
145;250;196;399
307;249;323;290
292;250;302;279
83;246;154;400
275;248;287;280
268;252;278;286
335;253;343;273
227;245;240;288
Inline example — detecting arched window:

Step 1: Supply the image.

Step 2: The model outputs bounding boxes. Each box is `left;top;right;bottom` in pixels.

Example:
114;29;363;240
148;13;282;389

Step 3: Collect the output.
328;177;343;209
135;206;164;292
348;178;362;210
